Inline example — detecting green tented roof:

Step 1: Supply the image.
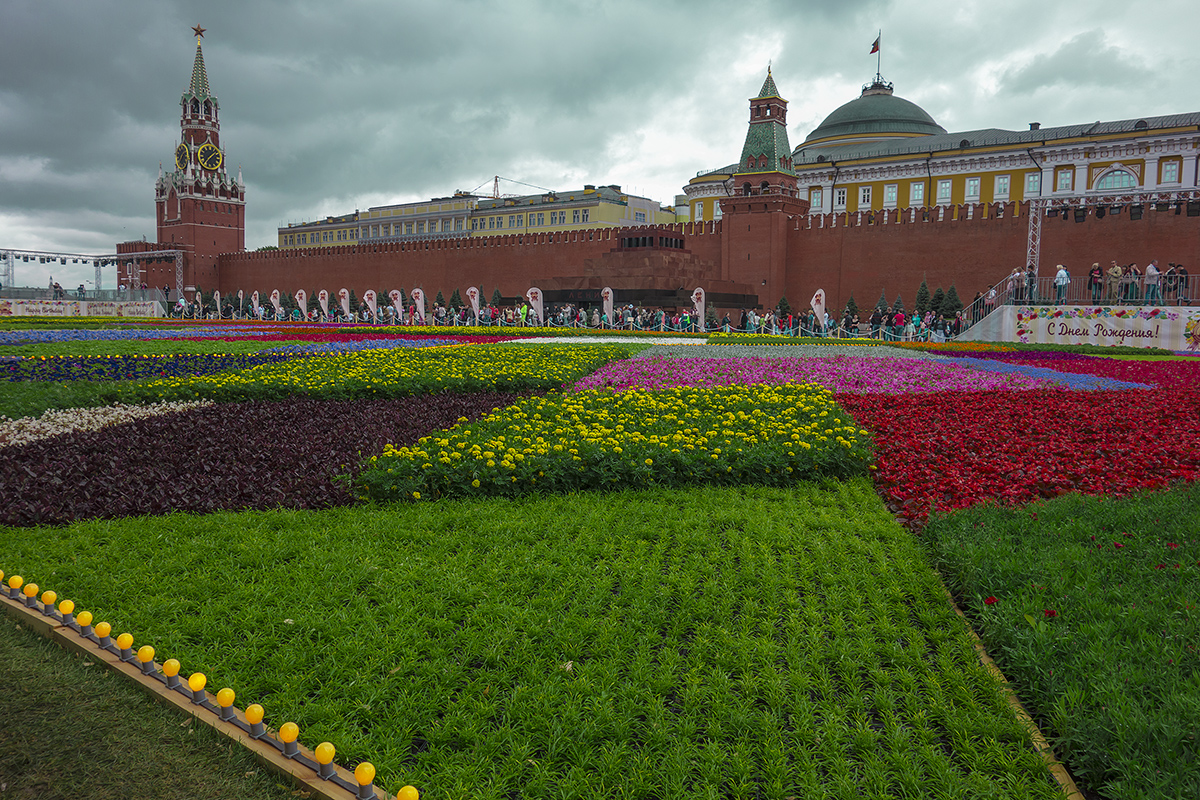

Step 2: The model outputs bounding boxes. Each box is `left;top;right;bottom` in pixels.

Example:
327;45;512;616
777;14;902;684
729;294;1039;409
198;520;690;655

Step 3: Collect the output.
185;41;211;100
756;70;781;99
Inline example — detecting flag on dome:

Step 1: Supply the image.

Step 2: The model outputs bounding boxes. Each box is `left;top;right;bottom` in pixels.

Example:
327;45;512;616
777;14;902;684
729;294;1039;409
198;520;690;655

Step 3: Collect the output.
870;35;880;54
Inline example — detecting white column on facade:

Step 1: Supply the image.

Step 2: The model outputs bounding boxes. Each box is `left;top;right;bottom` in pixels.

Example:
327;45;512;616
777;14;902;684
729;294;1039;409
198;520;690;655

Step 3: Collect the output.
1143;156;1160;189
1179;154;1197;188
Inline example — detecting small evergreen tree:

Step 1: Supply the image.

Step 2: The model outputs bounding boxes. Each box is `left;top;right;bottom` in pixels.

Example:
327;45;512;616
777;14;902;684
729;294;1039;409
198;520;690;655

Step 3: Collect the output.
435;290;446;307
448;288;463;309
349;289;360;311
491;287;503;306
845;293;859;318
930;287;946;316
705;305;718;330
875;289;889;311
915;280;931;315
776;295;792;318
944;285;963;316
397;287;407;310
892;293;905;313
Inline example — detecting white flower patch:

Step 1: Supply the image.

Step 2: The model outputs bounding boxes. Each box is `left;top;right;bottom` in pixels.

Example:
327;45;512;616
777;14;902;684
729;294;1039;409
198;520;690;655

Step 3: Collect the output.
0;401;214;448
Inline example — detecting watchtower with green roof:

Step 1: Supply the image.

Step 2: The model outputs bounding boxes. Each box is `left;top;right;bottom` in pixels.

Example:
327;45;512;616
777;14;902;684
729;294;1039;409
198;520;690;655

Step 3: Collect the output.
730;69;799;200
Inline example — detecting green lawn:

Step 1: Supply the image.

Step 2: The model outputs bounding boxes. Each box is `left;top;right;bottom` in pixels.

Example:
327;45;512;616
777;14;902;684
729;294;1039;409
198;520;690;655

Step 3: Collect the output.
0;481;1061;799
924;484;1200;800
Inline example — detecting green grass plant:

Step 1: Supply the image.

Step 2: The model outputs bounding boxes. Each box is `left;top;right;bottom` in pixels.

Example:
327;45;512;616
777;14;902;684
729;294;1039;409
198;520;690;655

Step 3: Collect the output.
0;482;1061;799
144;344;630;402
359;383;871;502
0;380;147;421
923;484;1200;800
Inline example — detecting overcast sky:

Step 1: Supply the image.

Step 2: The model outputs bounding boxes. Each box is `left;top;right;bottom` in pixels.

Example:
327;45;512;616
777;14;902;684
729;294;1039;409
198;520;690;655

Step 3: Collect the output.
3;0;1199;288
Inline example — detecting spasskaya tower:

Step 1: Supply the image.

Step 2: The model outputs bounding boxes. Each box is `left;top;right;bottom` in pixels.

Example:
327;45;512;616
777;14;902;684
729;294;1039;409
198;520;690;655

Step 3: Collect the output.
153;25;245;293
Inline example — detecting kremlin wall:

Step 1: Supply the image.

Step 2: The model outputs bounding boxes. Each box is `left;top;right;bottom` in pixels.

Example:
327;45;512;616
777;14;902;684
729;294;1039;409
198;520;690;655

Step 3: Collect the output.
122;40;1200;317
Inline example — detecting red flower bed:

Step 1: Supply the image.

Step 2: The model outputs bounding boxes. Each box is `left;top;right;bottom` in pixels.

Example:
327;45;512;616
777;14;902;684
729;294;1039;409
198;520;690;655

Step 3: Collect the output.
186;333;509;344
838;388;1200;524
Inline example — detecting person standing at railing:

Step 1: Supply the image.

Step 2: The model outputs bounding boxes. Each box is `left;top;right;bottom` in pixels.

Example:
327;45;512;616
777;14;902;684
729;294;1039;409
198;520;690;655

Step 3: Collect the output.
1088;263;1103;303
1177;265;1190;305
869;308;883;338
1054;264;1070;304
1106;262;1122;304
1144;260;1162;306
1006;269;1021;302
1025;264;1038;305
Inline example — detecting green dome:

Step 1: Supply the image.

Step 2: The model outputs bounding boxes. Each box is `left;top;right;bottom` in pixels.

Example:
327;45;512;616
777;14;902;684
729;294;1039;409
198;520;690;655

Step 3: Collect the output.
801;81;944;147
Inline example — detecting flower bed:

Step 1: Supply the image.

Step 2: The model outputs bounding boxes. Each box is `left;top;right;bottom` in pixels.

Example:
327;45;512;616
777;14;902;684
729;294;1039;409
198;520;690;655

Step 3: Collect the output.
924;485;1200;799
1;352;303;382
948;351;1200;389
359;383;870;501
144;344;629;402
0;400;212;448
0;393;532;525
837;388;1200;524
573;355;1057;393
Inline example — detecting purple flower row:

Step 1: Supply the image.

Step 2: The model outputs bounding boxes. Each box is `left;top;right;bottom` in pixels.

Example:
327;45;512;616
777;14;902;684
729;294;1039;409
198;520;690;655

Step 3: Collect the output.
1;352;306;382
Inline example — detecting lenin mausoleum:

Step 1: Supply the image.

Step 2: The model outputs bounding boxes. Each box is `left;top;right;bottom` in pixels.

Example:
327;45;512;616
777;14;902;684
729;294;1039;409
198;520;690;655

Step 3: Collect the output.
120;36;1200;317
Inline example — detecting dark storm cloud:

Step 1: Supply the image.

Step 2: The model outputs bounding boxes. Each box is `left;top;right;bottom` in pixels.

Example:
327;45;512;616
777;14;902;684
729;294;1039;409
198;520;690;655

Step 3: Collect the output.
998;30;1154;95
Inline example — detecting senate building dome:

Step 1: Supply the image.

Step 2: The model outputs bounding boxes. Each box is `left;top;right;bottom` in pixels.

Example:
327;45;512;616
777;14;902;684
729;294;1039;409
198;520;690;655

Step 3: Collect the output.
797;76;945;152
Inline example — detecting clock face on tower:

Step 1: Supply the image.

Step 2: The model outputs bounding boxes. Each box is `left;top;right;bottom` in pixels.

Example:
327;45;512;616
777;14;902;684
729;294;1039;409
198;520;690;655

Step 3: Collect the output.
174;143;188;171
197;143;223;171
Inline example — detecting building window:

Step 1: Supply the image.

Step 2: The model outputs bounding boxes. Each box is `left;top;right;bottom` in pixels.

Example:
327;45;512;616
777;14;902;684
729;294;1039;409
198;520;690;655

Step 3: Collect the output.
515;214;523;226
694;203;704;221
1056;169;1074;192
1096;169;1138;190
572;209;580;223
965;177;980;199
635;211;646;223
418;222;426;234
455;219;463;231
809;188;822;209
859;187;872;207
994;175;1010;198
1026;172;1041;196
937;179;952;202
884;184;898;206
581;209;589;223
910;182;924;204
537;213;544;226
834;188;847;208
406;223;414;234
1161;161;1180;184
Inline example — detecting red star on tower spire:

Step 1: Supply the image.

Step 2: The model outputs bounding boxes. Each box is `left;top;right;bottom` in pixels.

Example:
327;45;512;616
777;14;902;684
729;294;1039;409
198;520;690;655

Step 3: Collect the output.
191;24;206;39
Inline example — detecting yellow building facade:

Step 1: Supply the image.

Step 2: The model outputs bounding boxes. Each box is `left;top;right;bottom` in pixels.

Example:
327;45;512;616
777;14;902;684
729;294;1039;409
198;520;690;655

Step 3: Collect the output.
278;185;683;249
686;74;1200;220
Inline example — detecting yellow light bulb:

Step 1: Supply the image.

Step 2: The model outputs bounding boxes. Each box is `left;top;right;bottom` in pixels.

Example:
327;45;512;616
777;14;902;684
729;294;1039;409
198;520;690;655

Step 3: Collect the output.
94;621;111;638
137;645;155;663
188;673;207;692
245;704;264;724
116;633;134;650
41;590;57;606
7;575;21;590
279;722;299;743
76;610;93;627
58;599;75;615
23;583;38;598
354;762;376;786
217;688;235;708
397;786;420;800
314;742;335;765
163;658;180;677
0;570;4;582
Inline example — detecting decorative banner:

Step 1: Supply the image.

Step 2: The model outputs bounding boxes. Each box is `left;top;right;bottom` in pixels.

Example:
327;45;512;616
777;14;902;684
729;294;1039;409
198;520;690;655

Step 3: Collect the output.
411;288;426;324
238;289;244;310
363;289;378;321
251;290;260;316
466;286;481;320
601;286;614;325
691;287;706;330
269;289;282;316
317;289;329;317
194;288;204;306
388;289;403;320
338;288;350;319
1001;305;1200;350
294;289;307;318
810;289;826;331
213;290;221;313
525;287;543;326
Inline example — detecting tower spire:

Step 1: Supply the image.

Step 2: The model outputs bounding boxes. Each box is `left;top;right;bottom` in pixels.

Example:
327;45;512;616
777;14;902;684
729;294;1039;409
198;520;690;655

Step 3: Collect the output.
188;39;210;99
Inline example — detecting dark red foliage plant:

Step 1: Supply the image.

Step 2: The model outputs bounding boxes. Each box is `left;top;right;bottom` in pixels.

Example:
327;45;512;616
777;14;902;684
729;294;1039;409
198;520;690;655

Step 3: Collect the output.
0;392;535;526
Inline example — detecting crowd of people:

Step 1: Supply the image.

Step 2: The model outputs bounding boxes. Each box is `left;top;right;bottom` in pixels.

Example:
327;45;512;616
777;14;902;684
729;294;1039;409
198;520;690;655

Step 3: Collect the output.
1003;261;1191;306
